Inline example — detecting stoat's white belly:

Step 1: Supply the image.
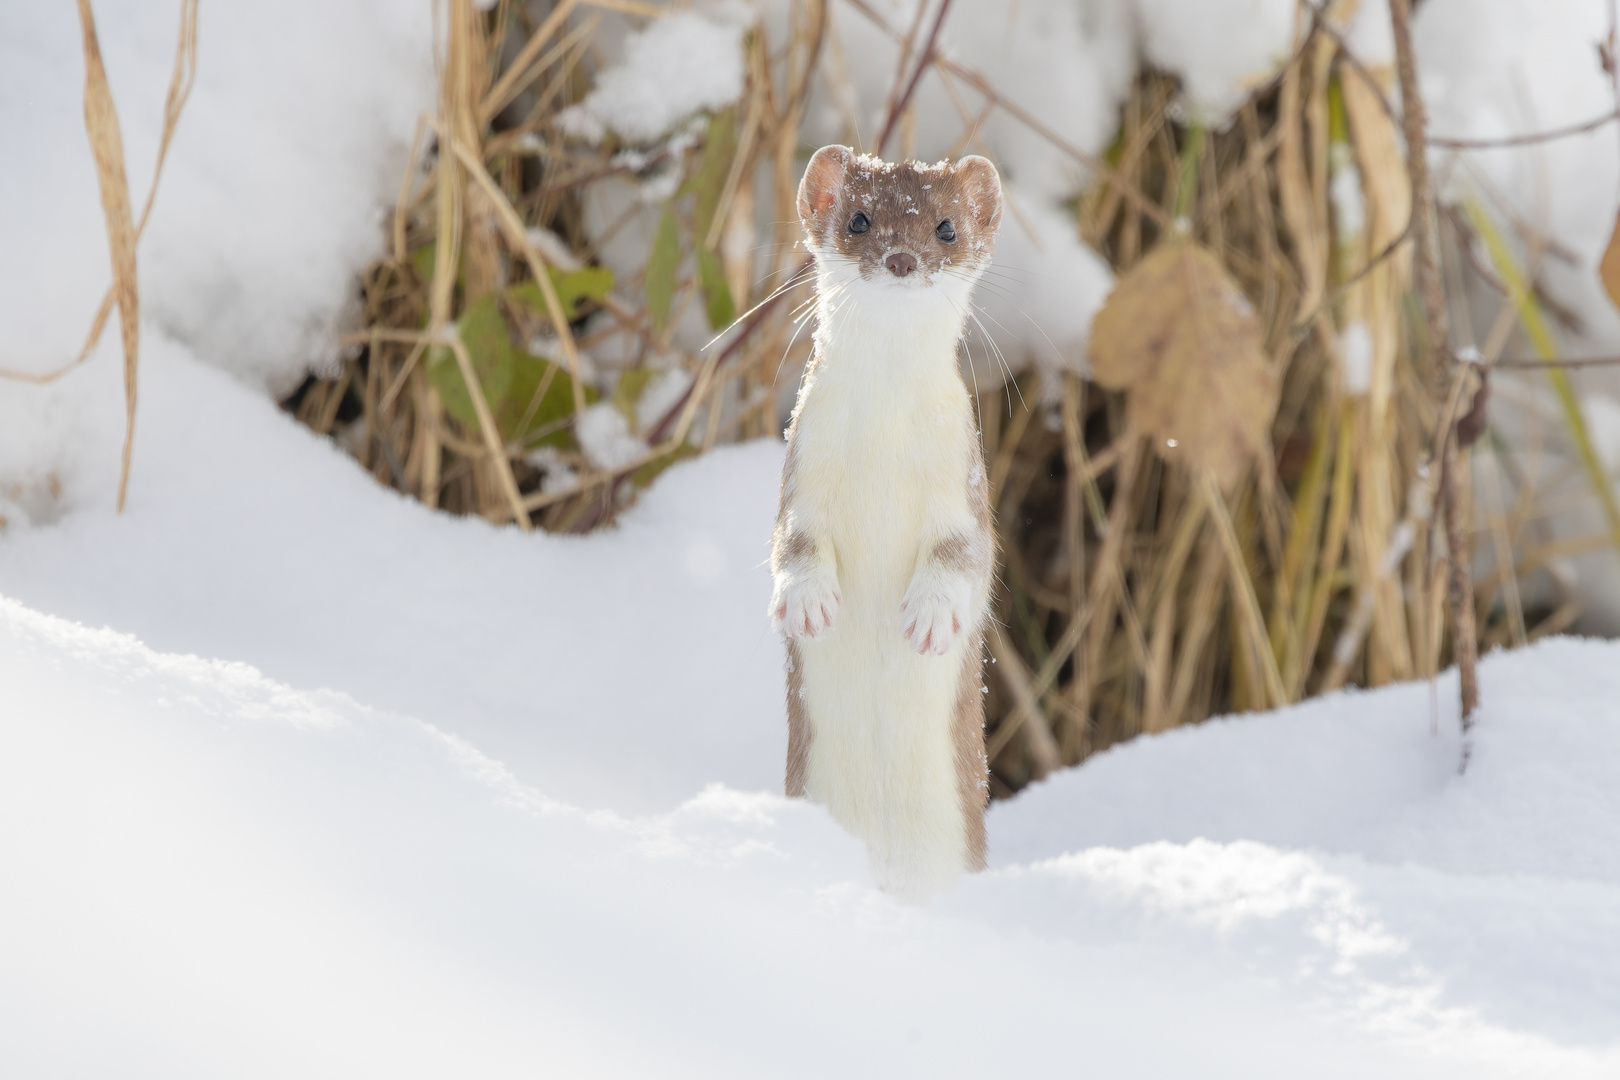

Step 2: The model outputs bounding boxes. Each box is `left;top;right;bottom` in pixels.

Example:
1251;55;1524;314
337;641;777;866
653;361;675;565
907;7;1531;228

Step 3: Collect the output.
790;361;976;897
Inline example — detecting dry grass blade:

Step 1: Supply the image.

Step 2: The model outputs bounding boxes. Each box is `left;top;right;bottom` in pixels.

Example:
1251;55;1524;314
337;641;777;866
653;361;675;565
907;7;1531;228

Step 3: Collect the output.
478;0;579;124
1201;471;1287;708
984;630;1061;775
445;335;532;531
76;0;141;513
2;0;196;395
1466;196;1620;555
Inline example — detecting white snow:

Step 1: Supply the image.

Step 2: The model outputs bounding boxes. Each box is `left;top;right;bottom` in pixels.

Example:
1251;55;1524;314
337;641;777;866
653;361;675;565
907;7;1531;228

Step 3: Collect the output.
576;399;652;470
3;342;1620;1073
557;10;748;144
1132;0;1297;123
1340;319;1374;395
635;366;695;433
4;1;1620;1074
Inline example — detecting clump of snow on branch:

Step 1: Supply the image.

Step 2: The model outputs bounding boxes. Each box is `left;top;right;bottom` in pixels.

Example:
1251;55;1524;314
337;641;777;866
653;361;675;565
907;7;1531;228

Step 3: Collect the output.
576;401;650;471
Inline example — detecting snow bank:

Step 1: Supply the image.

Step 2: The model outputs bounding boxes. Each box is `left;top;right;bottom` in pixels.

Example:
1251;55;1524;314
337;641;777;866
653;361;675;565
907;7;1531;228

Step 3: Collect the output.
2;337;1620;1072
0;335;786;813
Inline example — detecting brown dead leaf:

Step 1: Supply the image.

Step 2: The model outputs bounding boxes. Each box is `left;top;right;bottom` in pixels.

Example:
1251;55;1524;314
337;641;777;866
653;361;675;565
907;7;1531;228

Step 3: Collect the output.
77;0;140;512
1600;206;1620;314
1089;238;1279;490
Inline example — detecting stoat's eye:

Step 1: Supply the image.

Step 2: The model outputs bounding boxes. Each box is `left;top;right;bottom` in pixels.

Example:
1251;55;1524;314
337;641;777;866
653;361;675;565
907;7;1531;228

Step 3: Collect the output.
935;219;957;243
848;212;870;235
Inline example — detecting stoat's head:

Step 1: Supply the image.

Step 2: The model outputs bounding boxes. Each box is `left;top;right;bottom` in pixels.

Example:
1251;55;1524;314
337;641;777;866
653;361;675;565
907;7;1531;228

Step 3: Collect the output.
797;146;1003;307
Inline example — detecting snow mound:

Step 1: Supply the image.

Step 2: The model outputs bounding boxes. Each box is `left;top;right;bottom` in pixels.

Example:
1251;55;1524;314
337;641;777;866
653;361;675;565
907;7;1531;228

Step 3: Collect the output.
992;637;1620;883
2;340;1620;1071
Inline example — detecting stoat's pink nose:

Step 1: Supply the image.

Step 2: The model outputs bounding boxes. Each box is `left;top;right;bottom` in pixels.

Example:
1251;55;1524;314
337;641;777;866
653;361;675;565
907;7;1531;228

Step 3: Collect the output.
885;252;917;277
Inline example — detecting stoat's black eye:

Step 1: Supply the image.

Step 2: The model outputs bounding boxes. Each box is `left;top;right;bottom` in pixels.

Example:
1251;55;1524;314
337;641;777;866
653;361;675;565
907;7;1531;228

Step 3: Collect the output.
848;212;870;235
935;219;957;243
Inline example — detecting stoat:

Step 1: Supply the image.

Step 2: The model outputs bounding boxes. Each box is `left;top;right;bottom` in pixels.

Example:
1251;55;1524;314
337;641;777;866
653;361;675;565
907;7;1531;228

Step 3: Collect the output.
770;146;1003;901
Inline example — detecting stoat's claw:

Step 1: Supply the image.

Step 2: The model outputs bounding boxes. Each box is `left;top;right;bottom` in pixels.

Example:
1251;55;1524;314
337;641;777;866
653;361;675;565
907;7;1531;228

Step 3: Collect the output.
899;573;973;656
771;574;842;641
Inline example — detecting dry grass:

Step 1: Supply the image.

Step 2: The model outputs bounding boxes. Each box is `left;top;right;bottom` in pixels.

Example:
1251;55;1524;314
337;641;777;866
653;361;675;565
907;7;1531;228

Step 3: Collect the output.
290;0;832;533
288;0;1612;795
0;0;198;512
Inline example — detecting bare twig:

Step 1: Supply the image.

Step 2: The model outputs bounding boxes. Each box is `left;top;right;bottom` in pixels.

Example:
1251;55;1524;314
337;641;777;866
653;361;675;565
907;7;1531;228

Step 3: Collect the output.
841;0;1168;226
875;0;955;156
1431;108;1620;150
1389;0;1480;742
479;0;580;124
1490;355;1620;370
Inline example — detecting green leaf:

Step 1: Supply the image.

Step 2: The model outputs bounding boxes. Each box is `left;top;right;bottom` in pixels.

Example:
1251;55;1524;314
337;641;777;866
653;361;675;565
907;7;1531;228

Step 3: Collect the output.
410;241;437;285
429;292;517;428
507;265;615;324
500;350;591;449
646;206;680;332
691;108;736;241
696;245;735;330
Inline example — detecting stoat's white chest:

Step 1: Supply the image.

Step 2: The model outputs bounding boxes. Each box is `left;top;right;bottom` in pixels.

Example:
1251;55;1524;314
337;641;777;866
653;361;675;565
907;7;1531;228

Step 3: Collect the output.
788;277;977;602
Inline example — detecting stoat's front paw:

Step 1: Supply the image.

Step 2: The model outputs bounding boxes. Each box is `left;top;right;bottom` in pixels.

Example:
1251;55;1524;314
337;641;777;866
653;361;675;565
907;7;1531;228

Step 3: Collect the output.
900;575;973;656
771;574;842;641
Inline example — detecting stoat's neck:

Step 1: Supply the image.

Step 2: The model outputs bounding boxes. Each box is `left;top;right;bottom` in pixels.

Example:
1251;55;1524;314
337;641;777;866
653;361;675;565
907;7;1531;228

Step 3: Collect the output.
807;265;972;402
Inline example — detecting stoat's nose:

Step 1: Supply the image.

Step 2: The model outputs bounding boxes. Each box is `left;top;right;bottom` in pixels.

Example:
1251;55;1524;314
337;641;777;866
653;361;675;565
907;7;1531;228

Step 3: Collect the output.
885;252;917;277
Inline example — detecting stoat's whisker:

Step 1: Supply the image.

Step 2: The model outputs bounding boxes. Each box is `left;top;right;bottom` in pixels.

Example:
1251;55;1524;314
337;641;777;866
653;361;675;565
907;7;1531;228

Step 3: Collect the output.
773;280;851;394
702;257;817;352
967;306;1025;413
949;271;1070;372
939;290;987;429
975;263;1043;282
939;285;1022;418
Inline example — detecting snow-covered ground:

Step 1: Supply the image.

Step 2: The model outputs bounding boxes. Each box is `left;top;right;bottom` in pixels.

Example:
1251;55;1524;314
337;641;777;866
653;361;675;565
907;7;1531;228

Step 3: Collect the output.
4;1;1620;1075
4;340;1619;1076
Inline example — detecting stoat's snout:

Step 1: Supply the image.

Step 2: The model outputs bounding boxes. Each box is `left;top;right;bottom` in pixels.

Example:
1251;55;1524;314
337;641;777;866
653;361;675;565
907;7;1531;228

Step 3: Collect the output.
884;251;918;277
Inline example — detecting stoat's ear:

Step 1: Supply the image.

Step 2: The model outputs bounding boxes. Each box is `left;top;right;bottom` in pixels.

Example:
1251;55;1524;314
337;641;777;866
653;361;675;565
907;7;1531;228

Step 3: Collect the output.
798;145;855;232
955;155;1003;234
